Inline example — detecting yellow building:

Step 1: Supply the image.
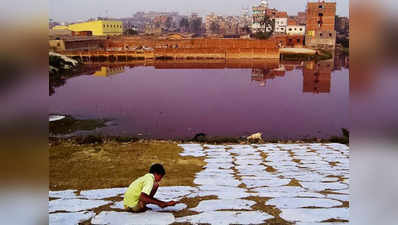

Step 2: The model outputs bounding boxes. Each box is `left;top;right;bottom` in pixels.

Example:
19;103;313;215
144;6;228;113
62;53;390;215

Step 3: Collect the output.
54;20;123;36
94;66;125;77
52;25;70;30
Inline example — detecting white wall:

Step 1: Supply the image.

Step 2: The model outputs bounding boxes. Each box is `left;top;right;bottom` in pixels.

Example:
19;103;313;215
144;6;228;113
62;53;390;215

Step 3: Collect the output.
274;18;287;33
286;25;305;35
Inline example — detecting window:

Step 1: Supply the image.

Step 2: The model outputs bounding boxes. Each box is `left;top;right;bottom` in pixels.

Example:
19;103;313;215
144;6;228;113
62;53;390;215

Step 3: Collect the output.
289;28;292;31
329;33;332;37
319;13;323;17
319;5;323;9
320;33;323;37
294;28;297;31
299;28;303;31
297;39;300;43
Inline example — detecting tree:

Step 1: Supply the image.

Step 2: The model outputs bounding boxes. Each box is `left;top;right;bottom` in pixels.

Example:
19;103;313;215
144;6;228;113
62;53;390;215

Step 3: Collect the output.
258;15;274;39
253;31;272;40
242;25;251;34
179;17;189;32
124;28;138;35
190;18;202;34
165;17;173;30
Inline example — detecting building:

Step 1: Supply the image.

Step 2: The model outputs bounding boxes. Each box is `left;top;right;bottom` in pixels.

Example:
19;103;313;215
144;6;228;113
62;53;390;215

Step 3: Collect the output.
54;20;123;36
335;16;349;34
239;8;252;34
305;1;336;49
252;0;289;34
252;0;270;33
274;12;288;34
286;19;306;36
286;25;305;36
296;12;306;25
302;60;332;93
48;36;107;52
94;66;125;77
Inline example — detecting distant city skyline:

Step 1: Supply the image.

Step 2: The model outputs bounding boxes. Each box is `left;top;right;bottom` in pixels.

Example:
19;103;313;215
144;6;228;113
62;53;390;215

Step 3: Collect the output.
49;0;349;23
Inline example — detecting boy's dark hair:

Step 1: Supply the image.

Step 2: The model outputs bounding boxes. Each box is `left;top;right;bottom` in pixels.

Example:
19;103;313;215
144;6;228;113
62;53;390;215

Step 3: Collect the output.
149;163;165;176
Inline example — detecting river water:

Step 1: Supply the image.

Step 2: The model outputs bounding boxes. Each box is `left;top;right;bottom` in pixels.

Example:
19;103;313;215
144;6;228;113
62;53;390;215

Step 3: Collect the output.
49;56;349;140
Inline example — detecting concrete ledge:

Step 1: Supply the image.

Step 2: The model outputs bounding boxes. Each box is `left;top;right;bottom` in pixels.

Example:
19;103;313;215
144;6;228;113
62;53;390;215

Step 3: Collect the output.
280;48;316;55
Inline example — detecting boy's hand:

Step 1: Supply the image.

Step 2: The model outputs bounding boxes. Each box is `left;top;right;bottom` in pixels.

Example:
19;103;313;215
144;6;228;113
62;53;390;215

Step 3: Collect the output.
167;201;177;206
159;202;168;208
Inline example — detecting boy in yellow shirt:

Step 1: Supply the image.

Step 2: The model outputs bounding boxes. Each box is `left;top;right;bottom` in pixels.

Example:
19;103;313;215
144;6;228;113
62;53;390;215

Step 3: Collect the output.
123;164;176;212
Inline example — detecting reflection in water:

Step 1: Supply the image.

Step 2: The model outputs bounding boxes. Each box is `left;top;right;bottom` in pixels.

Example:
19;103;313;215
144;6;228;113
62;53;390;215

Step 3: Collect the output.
303;60;332;94
93;66;125;77
49;53;349;139
251;67;285;87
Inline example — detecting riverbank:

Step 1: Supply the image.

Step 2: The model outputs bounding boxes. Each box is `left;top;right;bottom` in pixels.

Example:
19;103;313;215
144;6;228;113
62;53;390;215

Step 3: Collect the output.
49;139;205;190
49;136;349;190
49;140;349;225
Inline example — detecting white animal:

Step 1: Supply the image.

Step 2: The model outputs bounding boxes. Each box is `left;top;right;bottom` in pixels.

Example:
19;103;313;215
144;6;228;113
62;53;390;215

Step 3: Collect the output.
247;132;263;141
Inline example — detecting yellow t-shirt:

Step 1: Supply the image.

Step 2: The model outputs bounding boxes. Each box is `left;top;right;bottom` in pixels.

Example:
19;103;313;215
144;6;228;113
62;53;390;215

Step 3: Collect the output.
123;173;155;208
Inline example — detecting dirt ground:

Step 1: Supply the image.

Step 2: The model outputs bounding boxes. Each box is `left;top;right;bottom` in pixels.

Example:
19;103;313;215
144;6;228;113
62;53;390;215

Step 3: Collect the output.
49;139;205;190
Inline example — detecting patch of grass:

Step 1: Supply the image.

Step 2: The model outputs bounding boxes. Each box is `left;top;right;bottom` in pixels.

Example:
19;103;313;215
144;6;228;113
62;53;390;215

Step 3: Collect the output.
322;218;349;223
286;178;302;187
155;56;174;60
245;196;294;225
49;116;109;135
329;128;349;145
265;165;277;173
281;53;313;61
328;161;338;167
187;134;244;144
49;140;205;190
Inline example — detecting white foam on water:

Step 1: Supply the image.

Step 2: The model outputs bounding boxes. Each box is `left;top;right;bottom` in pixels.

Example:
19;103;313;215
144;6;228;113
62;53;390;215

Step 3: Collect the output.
49;115;66;122
49;190;77;199
147;203;187;212
188;185;250;199
253;186;307;198
241;178;290;188
321;177;340;182
49;211;95;225
295;192;325;198
154;186;197;201
178;144;205;157
176;211;273;225
110;201;124;210
300;182;349;192
327;194;350;202
205;157;234;163
194;176;240;186
79;188;127;199
91;211;175;225
203;145;226;149
296;223;348;225
49;199;111;213
197;168;234;175
204;162;234;169
191;199;255;212
179;152;206;157
267;197;342;208
235;159;264;165
283;173;325;182
279;208;349;223
206;152;231;158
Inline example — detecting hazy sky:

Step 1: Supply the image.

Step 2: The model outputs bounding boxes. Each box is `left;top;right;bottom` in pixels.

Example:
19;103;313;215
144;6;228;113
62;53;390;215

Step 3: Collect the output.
50;0;349;23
